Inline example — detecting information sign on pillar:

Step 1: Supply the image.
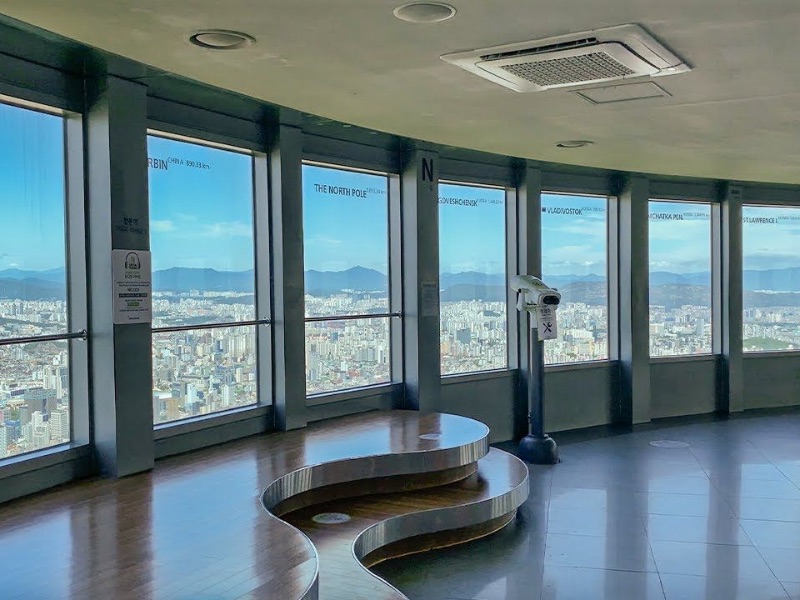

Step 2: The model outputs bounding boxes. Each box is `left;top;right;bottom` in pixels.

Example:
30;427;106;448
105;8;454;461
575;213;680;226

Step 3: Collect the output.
86;75;154;477
111;249;152;324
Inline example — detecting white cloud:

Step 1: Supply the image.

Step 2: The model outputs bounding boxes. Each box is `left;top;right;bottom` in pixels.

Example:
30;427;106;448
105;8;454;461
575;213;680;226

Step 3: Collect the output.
203;222;252;238
151;220;176;233
446;259;505;274
648;218;710;241
542;218;606;238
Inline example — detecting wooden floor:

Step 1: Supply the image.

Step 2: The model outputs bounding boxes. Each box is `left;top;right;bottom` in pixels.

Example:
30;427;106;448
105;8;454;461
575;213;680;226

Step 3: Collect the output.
0;411;502;600
284;448;528;600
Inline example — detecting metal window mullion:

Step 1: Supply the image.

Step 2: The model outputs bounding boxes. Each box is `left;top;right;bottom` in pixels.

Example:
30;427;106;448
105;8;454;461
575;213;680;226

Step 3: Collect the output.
253;150;273;409
711;201;722;356
64;113;89;446
607;194;620;361
506;185;518;370
388;173;404;384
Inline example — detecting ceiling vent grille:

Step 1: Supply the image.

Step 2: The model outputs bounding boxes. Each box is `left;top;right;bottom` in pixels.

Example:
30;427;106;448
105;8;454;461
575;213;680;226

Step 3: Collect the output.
441;24;690;92
501;51;637;87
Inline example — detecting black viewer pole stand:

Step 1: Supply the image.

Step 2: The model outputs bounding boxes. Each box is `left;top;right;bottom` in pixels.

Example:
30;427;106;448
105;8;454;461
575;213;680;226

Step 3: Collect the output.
518;309;559;465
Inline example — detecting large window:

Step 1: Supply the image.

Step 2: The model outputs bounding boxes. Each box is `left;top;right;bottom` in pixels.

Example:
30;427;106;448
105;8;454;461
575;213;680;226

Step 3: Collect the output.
0;102;73;458
648;200;712;356
742;205;800;352
302;163;396;394
541;193;609;363
439;182;507;375
148;135;261;425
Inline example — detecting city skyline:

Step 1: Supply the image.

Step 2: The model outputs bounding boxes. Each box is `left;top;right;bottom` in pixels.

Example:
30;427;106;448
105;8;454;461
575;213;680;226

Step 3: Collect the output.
439;183;508;373
3;103;800;451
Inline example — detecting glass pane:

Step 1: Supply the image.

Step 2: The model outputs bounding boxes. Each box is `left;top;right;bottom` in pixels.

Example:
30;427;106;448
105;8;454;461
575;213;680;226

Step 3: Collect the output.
306;317;390;394
0;103;67;337
439;183;507;375
148;136;255;328
302;164;389;317
742;206;800;352
152;325;257;425
541;193;608;363
648;201;712;356
0;340;70;458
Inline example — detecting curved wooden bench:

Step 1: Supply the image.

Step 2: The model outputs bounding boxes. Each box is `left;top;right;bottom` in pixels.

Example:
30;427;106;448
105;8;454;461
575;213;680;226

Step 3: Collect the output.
0;410;496;600
258;411;491;599
282;448;529;600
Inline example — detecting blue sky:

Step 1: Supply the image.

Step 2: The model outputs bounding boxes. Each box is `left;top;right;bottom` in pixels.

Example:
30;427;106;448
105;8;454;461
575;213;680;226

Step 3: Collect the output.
4;102;800;278
0;103;65;271
649;200;711;274
542;193;607;277
439;183;506;275
743;205;800;271
148;136;254;272
303;164;388;273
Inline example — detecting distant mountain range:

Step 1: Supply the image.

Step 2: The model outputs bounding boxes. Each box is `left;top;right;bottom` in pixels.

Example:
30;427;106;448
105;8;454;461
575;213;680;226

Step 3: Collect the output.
0;267;66;283
306;266;386;296
152;267;254;293
0;277;65;301
3;266;800;305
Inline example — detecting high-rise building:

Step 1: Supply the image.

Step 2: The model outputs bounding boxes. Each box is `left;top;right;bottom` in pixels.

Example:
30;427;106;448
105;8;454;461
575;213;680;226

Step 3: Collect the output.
184;383;197;411
49;409;69;443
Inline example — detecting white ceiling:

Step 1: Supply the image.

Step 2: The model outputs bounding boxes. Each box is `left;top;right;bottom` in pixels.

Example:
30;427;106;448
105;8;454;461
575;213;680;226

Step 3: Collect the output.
2;0;800;184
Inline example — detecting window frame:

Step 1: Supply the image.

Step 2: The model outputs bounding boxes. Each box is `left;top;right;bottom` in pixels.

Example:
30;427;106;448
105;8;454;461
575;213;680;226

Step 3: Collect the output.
540;190;612;366
301;160;402;399
647;197;716;359
0;97;88;463
146;129;271;428
438;178;511;377
741;202;800;355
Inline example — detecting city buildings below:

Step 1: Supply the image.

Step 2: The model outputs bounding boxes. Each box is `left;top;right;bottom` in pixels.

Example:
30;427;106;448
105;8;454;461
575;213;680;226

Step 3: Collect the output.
4;288;800;454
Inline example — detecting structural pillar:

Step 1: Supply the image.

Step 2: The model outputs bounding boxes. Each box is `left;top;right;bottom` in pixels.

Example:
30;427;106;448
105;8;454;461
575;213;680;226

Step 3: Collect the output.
401;146;441;412
514;164;542;439
719;183;744;413
86;75;153;477
270;121;308;429
618;176;651;425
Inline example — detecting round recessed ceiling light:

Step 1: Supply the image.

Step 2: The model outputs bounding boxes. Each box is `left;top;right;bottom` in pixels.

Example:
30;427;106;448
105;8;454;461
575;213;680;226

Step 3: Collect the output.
556;140;594;149
393;2;457;23
188;30;255;50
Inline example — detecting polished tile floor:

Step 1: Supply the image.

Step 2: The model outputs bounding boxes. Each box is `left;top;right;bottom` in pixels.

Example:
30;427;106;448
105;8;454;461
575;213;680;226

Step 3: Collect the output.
374;412;800;600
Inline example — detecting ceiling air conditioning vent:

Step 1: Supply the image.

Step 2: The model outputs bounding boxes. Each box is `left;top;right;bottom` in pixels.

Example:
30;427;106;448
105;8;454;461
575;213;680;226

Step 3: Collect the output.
441;24;690;92
480;37;598;61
